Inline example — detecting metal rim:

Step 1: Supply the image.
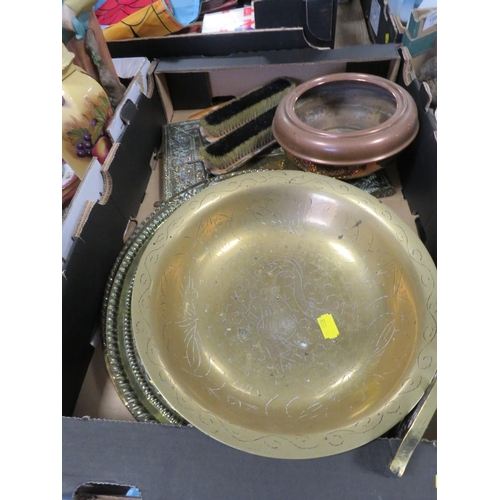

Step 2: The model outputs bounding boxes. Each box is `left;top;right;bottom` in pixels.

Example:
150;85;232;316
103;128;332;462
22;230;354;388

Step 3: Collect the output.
102;170;271;425
272;73;419;166
130;170;437;459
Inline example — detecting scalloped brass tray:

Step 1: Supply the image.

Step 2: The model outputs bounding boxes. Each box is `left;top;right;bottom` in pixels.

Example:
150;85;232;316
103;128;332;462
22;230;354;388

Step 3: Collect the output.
103;170;266;424
102;184;206;425
102;168;401;431
130;170;437;459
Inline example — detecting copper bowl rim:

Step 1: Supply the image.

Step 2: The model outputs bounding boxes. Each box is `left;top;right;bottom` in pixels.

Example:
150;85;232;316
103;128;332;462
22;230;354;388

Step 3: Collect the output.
272;72;419;166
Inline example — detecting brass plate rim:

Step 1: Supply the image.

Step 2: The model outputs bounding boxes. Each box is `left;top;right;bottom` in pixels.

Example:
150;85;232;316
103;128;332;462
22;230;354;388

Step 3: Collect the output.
130;170;437;459
102;184;209;425
102;170;270;425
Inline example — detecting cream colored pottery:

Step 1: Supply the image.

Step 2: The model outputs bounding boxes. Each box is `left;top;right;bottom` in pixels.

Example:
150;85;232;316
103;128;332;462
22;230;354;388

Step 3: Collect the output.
62;44;112;179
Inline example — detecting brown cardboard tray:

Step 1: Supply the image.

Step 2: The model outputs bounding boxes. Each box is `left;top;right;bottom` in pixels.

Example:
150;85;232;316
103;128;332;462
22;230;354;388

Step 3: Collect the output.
62;42;437;500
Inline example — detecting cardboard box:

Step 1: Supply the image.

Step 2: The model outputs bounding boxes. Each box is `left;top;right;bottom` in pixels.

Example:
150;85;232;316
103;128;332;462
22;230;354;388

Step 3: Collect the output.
154;43;403;111
381;5;437;58
402;24;437;57
62;57;152;264
104;0;378;59
103;0;339;57
62;58;165;417
396;45;437;262
401;8;437;57
253;0;338;48
62;43;437;499
106;26;310;59
360;0;401;44
406;7;437;39
63;417;437;499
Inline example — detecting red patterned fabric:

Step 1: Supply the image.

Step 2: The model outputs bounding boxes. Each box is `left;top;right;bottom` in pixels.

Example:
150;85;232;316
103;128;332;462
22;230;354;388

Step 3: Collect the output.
95;0;161;26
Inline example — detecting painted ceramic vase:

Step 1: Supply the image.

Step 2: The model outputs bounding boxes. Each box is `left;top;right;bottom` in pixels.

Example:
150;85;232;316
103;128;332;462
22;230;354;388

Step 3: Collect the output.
62;44;112;179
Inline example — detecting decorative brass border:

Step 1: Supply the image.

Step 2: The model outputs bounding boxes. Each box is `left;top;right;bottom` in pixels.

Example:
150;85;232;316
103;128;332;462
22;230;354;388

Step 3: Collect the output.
102;170;264;424
130;170;437;459
102;183;208;424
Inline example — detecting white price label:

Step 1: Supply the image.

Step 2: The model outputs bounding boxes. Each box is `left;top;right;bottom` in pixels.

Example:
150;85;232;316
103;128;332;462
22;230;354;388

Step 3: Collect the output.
423;10;437;31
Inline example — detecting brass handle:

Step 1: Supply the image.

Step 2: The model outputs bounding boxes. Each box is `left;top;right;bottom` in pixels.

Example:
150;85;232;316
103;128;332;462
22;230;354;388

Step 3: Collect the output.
389;373;437;477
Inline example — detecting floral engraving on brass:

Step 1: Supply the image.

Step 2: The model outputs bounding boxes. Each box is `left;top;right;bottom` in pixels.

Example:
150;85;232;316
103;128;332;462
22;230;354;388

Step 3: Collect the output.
128;170;437;459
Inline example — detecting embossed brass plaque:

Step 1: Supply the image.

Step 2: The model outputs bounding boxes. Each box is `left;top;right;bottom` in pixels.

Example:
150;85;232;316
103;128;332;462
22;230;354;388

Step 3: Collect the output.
131;170;437;459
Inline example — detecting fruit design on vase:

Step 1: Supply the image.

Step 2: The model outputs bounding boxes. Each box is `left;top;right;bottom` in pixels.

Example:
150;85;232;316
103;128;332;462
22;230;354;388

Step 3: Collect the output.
62;44;113;179
63;96;112;163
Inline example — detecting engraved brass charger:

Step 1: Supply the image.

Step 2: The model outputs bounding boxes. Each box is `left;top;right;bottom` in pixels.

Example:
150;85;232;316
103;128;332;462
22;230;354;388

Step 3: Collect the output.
102;184;208;425
103;170;267;424
130;170;437;459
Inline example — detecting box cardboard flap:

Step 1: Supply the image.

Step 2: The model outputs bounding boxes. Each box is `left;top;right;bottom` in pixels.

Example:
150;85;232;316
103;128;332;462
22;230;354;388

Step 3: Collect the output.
365;0;399;44
106;58;152;142
106;28;310;60
155;43;402;109
62;157;110;265
407;8;437;38
396;47;436;263
63;418;437;500
62;198;127;416
62;75;166;417
305;0;338;45
253;0;338;48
